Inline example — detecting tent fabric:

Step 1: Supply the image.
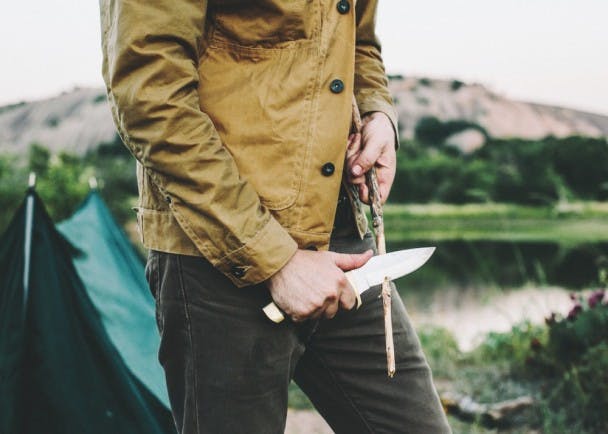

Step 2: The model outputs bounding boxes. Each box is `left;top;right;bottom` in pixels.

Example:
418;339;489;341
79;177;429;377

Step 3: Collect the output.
58;191;169;407
0;192;175;434
0;192;28;434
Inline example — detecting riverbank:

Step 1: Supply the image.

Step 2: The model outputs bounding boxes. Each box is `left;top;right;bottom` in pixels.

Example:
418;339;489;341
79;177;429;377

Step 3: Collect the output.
382;202;608;243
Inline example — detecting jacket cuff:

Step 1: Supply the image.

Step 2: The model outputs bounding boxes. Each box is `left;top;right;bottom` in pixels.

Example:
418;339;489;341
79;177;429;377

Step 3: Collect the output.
358;98;400;150
213;217;298;287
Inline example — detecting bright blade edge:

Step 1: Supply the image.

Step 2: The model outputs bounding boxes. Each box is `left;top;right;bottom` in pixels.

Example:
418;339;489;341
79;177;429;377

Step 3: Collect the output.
353;247;436;295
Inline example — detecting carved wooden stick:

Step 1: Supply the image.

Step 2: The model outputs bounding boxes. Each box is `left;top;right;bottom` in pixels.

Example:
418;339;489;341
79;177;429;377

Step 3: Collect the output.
351;96;395;377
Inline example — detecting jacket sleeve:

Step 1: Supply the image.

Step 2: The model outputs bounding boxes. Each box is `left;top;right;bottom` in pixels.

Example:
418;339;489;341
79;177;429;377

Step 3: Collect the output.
100;0;297;287
354;0;400;148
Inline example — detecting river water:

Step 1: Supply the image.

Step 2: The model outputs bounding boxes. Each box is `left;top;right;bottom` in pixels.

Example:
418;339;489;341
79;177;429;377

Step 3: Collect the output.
388;240;608;351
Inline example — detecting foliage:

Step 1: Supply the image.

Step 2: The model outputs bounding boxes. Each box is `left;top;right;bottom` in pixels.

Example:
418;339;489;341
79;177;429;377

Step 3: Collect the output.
92;93;107;104
418;77;432;86
468;322;547;370
416;282;608;432
0;100;26;115
417;326;462;378
288;382;313;410
413;116;488;147
518;287;608;433
35;152;91;221
394;135;608;206
83;134;138;224
451;80;465;91
0;154;27;231
549;135;608;200
393;148;495;203
0;135;137;234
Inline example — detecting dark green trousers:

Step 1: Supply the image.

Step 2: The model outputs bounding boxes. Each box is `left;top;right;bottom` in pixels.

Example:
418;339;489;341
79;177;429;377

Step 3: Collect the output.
146;208;451;434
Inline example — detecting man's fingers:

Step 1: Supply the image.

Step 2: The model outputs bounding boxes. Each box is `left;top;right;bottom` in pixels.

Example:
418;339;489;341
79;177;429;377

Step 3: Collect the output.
358;183;369;204
376;155;396;204
378;173;395;204
333;250;373;271
323;298;340;319
345;153;366;184
348;174;366;185
339;284;357;311
346;133;361;159
351;142;382;177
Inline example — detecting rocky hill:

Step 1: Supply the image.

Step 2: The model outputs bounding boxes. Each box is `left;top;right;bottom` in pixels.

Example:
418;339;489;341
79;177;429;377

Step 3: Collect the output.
390;76;608;140
0;88;115;155
1;78;607;155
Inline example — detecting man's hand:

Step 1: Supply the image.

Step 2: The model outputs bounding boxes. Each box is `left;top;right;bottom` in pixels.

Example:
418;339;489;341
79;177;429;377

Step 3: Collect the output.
345;111;396;204
266;249;373;322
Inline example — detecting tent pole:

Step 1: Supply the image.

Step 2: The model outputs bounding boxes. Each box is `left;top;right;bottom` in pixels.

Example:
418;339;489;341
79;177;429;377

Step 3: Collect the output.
22;172;36;319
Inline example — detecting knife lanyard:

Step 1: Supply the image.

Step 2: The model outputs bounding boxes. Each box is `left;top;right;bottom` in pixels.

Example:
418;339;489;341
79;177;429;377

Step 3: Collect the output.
351;95;396;378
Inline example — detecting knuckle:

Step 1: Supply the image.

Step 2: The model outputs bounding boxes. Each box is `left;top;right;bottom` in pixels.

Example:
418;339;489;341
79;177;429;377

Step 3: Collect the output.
359;157;372;168
312;299;324;309
325;289;338;302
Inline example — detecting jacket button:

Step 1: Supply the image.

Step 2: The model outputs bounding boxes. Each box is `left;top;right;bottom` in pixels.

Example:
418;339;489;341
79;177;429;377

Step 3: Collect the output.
329;79;344;94
336;0;350;14
231;266;245;278
321;162;335;176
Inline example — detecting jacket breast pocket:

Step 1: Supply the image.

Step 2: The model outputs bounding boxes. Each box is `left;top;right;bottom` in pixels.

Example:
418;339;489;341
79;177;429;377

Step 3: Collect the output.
197;38;317;210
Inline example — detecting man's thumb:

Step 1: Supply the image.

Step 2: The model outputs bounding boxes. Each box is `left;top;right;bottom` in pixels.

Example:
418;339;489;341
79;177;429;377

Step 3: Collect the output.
333;250;373;271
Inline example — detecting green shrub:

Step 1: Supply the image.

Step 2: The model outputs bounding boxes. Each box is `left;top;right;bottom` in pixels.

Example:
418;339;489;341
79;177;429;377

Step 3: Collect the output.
419;77;432;86
548;136;608;200
470;322;547;370
392;148;495;204
0;137;137;234
417;326;462;378
451;80;464;91
0;154;27;231
391;135;608;205
414;117;488;147
524;290;608;432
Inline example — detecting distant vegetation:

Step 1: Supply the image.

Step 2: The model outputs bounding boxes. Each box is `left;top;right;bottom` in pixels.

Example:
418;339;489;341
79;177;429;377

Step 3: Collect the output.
395;134;608;205
1;133;608;234
0;134;137;232
414;116;489;146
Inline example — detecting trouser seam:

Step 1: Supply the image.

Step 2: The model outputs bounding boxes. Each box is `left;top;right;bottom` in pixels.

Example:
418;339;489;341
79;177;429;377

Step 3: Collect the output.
176;255;201;433
153;252;163;332
307;347;375;434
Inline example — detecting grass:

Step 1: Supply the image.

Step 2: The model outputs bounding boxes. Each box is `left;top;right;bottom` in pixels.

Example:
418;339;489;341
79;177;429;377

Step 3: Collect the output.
381;202;608;243
286;321;605;433
287;324;543;432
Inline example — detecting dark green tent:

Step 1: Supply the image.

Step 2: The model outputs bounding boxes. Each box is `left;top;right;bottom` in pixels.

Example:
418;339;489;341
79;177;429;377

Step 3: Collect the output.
0;190;174;434
57;191;169;407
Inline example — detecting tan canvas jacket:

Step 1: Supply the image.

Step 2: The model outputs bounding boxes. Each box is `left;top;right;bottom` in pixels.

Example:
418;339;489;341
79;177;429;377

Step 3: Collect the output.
100;0;398;287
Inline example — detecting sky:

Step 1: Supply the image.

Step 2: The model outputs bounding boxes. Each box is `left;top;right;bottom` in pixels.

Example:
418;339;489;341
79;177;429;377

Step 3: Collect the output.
1;0;606;114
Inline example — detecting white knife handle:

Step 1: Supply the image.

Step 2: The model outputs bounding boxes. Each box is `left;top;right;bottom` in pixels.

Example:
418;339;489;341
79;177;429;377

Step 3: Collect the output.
262;270;361;323
345;271;363;310
262;302;285;323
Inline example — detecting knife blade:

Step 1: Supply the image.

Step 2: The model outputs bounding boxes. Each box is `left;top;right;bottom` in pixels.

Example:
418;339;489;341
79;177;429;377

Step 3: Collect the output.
263;247;436;323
